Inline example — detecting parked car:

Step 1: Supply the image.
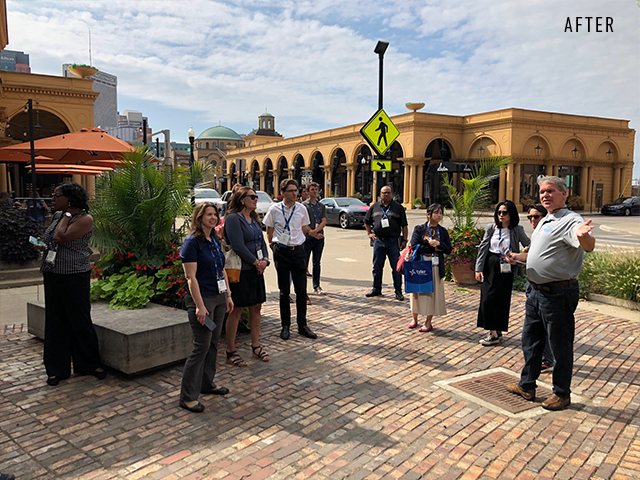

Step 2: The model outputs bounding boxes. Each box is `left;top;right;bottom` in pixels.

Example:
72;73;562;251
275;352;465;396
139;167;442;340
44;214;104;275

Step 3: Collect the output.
193;188;225;209
320;197;370;229
601;196;640;216
221;189;273;221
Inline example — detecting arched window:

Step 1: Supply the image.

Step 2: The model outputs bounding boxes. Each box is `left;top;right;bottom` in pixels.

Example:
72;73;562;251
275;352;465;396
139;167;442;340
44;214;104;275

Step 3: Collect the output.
262;120;265;128
206;142;209;149
268;120;271;128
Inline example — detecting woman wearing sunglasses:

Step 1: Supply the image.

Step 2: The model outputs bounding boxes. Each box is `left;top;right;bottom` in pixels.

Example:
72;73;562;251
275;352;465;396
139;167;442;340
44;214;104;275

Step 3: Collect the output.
223;187;270;367
475;200;530;346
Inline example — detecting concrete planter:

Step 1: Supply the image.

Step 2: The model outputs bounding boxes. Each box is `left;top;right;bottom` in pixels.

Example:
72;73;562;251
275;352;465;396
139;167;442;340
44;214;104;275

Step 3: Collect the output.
587;293;640;311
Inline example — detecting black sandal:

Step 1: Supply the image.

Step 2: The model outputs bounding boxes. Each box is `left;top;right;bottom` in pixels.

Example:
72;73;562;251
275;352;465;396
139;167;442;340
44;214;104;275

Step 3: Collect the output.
251;345;270;362
46;375;70;386
226;350;247;367
179;400;205;413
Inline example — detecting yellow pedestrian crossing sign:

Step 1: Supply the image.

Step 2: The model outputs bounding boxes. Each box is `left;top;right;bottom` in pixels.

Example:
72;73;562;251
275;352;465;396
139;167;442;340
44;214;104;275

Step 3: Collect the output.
370;160;391;171
360;108;400;156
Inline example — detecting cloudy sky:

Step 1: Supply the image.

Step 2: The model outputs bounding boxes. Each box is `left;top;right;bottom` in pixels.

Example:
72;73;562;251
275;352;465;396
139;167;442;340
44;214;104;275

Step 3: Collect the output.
5;0;640;177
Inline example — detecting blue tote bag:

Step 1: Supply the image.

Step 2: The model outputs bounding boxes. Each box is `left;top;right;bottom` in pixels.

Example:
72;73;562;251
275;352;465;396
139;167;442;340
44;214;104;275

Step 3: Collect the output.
404;250;434;294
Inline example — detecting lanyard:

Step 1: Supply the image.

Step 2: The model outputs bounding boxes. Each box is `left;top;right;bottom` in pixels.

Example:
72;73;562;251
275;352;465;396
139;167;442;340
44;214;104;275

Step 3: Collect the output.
207;237;225;280
381;205;391;219
281;203;296;232
498;227;510;255
309;201;320;226
426;223;440;242
240;212;262;248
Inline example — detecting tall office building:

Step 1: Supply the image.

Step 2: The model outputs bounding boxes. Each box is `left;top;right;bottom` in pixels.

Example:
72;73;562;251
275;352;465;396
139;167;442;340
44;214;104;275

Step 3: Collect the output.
0;49;30;72
63;64;118;128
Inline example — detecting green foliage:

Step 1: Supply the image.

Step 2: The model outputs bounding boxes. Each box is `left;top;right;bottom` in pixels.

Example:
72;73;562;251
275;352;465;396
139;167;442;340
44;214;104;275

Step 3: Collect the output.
0;209;41;264
189;159;215;189
91;146;192;266
579;250;640;303
442;155;511;230
512;270;528;292
91;269;155;309
412;198;425;208
446;225;485;267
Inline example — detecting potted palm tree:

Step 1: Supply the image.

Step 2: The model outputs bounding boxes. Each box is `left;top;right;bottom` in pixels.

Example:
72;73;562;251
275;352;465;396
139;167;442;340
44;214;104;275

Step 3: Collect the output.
442;155;511;285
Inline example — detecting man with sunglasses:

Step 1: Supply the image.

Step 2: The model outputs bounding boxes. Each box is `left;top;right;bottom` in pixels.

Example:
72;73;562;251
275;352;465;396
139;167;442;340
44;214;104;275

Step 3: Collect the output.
506;176;595;411
264;179;317;340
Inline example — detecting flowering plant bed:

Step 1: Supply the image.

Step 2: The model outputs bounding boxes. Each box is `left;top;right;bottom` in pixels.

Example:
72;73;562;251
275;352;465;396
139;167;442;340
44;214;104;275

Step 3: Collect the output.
447;225;485;267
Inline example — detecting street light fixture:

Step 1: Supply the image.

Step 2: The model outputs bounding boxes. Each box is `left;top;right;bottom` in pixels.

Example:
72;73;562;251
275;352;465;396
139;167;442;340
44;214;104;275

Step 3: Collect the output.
477;144;485;158
534;143;542;157
187;126;195;167
571;146;579;159
605;148;613;161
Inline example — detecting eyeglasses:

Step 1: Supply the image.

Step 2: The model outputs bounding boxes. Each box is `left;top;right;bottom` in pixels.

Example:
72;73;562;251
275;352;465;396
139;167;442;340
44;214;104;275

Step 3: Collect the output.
285;189;298;193
51;193;65;198
497;211;509;216
245;194;258;200
527;214;542;220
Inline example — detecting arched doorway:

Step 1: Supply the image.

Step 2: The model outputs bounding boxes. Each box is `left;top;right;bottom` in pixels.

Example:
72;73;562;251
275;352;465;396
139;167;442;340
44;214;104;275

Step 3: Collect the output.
250;160;260;189
293;154;304;185
331;149;346;197
386;142;404;202
264;158;274;195
422;138;454;206
312;153;324;186
229;162;237;188
355;145;373;201
277;157;288;196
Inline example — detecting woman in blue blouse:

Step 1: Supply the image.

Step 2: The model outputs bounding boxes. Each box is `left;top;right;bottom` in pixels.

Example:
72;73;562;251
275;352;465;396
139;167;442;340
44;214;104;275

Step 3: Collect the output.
179;202;233;413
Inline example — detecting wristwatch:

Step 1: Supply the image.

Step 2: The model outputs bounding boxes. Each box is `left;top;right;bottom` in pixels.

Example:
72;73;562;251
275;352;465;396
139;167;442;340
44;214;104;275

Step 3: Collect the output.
64;212;72;218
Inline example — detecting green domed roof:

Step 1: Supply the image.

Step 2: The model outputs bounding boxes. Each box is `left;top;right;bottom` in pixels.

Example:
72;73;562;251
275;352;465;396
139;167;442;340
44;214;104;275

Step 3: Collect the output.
197;126;243;141
259;111;274;118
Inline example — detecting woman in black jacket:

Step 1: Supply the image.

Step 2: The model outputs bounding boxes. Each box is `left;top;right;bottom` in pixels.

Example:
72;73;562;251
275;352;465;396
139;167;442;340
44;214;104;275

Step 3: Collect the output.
407;204;452;332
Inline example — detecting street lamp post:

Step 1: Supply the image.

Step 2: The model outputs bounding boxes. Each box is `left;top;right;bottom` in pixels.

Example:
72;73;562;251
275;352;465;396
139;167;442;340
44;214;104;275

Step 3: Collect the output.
358;153;366;197
373;41;389;111
188;126;195;167
26;100;36;219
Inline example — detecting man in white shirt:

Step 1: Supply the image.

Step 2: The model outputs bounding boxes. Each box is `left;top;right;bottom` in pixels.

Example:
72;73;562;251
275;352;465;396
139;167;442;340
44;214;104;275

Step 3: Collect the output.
264;179;317;340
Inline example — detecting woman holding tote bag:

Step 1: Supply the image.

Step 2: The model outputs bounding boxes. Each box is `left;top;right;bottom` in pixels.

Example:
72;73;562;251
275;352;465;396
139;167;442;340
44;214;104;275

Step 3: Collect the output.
407;204;452;332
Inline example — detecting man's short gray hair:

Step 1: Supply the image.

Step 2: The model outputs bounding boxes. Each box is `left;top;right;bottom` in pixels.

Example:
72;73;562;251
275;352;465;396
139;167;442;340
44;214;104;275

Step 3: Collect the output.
537;175;568;194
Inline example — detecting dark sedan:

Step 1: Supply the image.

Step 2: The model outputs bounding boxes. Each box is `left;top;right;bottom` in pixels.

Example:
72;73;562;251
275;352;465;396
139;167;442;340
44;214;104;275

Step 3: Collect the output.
601;196;640;216
320;197;370;229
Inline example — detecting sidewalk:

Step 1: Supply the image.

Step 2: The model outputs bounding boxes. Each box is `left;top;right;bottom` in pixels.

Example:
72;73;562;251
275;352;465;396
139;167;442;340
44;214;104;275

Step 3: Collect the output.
1;286;639;479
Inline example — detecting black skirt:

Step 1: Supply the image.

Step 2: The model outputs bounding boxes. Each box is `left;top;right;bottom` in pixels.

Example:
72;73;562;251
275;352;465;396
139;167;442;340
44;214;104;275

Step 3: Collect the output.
231;268;266;308
477;252;514;332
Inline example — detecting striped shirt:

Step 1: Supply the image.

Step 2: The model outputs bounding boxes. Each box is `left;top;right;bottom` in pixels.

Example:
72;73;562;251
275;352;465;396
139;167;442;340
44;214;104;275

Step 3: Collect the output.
40;211;93;274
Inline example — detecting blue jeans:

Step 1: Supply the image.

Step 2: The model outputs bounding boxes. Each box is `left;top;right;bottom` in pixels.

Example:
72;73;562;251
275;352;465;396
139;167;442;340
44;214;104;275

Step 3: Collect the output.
519;282;579;398
372;237;402;294
304;236;325;290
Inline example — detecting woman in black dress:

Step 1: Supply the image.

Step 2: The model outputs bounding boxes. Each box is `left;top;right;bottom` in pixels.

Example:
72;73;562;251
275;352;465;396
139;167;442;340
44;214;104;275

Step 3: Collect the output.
475;200;530;346
223;187;270;366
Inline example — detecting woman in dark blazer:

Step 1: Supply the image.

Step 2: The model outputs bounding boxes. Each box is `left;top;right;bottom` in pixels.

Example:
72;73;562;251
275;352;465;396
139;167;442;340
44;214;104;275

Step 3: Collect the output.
475;200;530;346
407;204;452;332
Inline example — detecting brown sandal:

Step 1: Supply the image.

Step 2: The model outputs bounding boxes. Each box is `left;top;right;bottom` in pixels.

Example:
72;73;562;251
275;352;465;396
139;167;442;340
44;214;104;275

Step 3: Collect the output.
226;350;247;367
251;345;270;362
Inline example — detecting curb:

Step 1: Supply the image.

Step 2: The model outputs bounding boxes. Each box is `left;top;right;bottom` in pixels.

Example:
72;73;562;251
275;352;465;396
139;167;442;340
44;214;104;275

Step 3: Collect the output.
587;293;640;312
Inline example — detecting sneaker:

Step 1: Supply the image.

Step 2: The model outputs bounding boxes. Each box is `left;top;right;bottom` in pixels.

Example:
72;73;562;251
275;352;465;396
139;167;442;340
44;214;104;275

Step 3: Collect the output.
540;361;554;373
542;394;571;411
314;287;326;295
479;333;500;346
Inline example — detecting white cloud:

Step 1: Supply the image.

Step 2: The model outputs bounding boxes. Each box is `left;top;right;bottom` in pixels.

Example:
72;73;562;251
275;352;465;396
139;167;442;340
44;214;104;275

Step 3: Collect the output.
4;0;640;176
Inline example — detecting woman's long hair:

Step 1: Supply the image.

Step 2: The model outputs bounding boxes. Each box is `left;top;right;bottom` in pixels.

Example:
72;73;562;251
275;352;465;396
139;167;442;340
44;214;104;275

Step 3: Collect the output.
225;187;260;223
190;202;220;241
494;200;519;229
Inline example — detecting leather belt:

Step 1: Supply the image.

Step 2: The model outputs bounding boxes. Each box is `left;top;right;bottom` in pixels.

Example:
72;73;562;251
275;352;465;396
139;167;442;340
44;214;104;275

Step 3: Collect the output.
530;279;577;291
276;244;303;250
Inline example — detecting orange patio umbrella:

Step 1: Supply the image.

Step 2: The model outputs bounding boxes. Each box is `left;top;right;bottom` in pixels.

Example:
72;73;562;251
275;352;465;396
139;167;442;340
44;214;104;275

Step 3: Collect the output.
0;128;133;165
26;164;115;175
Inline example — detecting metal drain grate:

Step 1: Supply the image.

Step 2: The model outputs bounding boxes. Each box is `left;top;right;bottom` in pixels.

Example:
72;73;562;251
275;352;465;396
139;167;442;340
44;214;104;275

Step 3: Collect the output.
449;371;553;414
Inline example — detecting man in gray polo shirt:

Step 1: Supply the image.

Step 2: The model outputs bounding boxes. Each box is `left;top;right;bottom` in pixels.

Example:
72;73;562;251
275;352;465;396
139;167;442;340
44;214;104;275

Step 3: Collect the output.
506;176;595;411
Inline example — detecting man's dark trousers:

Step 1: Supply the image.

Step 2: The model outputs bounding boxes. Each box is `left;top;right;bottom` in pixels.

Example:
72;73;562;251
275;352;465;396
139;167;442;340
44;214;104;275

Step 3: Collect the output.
372;237;402;294
519;282;579;398
274;245;307;327
304;236;324;290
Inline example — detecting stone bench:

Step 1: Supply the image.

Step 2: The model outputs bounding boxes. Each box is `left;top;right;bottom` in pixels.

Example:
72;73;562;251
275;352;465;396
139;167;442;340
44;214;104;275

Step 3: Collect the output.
27;301;191;375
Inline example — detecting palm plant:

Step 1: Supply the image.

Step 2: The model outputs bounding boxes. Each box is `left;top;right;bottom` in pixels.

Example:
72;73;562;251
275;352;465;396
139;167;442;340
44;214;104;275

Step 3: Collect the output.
188;158;215;189
441;155;511;229
91;147;192;264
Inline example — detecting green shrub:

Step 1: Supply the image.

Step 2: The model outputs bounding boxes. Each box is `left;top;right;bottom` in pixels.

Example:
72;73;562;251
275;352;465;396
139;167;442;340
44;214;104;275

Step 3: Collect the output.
0;209;41;264
579;250;640;303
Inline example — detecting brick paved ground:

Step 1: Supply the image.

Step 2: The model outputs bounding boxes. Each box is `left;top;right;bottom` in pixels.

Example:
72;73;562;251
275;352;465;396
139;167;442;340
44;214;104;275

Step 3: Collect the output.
1;286;639;479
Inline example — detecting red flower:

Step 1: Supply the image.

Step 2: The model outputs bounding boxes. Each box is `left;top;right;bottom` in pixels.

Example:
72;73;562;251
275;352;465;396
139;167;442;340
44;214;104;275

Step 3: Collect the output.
127;252;134;258
136;265;141;270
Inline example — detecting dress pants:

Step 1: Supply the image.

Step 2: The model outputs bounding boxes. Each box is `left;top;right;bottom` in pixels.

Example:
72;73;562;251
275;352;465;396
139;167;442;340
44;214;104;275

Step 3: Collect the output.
372;237;402;294
180;292;226;402
304;236;325;290
519;282;579;398
274;246;307;327
43;271;102;377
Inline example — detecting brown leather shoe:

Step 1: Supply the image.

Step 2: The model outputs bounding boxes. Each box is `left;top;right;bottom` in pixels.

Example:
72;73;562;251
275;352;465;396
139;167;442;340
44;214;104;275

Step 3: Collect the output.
542;394;571;411
506;383;535;401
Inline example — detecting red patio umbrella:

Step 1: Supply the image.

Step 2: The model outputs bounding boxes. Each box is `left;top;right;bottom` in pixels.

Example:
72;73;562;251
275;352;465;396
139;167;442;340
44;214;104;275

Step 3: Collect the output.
0;128;133;164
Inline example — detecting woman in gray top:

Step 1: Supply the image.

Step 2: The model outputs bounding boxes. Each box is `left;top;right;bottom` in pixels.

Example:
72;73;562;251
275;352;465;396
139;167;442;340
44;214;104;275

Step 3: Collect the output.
36;182;105;386
223;187;271;367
